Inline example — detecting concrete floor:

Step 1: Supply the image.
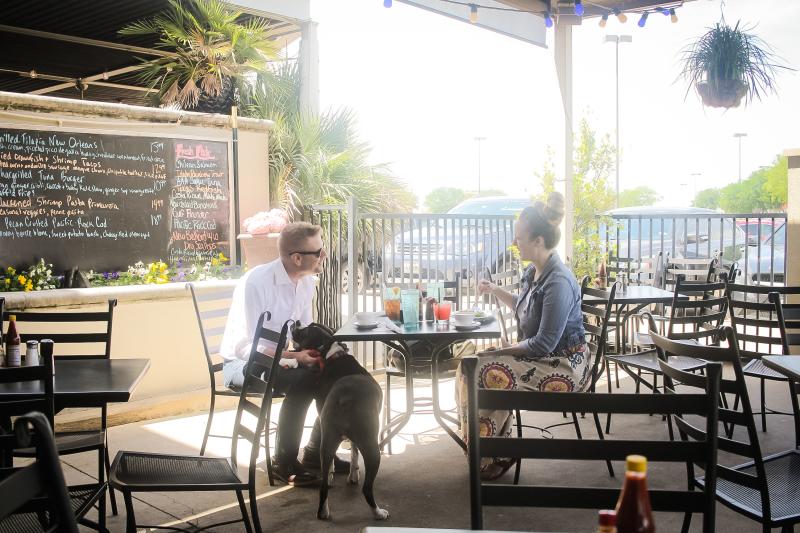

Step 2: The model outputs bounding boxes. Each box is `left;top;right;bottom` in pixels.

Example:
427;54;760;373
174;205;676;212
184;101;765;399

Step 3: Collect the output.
61;370;798;533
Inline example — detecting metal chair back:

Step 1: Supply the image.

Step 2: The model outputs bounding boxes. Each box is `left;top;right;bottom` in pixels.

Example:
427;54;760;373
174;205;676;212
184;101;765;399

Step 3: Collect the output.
666;275;728;344
580;278;618;391
463;355;720;532
188;283;235;391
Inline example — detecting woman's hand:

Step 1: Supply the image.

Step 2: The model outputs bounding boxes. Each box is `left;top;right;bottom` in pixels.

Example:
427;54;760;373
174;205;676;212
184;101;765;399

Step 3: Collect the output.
477;279;497;296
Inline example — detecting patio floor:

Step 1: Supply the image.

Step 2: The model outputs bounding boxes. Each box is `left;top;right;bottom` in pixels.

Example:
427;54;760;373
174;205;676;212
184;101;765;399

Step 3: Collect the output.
62;369;797;532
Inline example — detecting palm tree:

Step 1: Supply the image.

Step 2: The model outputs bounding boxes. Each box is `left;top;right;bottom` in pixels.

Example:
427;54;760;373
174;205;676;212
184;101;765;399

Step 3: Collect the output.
120;0;280;112
243;61;417;216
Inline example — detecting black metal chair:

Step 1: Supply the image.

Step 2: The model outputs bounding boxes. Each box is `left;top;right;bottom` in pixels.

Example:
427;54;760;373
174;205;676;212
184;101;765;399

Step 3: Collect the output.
726;282;800;432
383;276;461;454
0;340;107;531
0;412;79;533
653;327;800;532
2;299;119;515
510;278;618;483
771;293;800;450
109;313;290;533
462;355;721;532
605;275;726;434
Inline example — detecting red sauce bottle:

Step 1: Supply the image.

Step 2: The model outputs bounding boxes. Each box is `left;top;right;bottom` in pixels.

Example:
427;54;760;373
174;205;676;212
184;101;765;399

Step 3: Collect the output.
615;455;655;533
5;314;21;367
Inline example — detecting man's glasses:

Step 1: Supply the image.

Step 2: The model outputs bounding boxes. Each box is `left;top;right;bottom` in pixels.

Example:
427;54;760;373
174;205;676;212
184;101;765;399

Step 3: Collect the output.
291;247;324;258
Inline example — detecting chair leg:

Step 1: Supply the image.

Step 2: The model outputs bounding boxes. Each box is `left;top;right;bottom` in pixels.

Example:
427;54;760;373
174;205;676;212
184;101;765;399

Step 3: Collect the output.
122;490;137;533
104;443;117;516
571;413;582;439
201;392;216;456
614;361;620;388
592;413;614;477
761;378;768;432
681;511;692;533
513;409;522;485
385;372;392;455
238;489;254;533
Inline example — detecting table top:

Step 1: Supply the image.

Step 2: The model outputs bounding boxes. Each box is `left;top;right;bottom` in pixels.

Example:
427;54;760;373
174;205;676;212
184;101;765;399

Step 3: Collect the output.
763;356;800;382
584;285;682;305
334;316;501;343
362;528;548;533
0;358;151;407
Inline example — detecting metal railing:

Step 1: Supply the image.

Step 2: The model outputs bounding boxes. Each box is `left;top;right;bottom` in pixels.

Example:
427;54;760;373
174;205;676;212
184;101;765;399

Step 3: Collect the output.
601;212;787;285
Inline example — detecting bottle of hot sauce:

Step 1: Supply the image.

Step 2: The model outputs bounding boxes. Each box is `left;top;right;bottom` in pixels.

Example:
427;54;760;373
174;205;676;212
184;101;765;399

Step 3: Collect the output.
5;315;21;367
598;260;608;289
598;510;617;533
615;455;655;533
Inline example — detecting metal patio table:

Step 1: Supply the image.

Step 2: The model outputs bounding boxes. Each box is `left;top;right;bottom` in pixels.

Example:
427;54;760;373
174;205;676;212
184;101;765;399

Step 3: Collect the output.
0;358;151;411
335;317;500;451
763;356;800;383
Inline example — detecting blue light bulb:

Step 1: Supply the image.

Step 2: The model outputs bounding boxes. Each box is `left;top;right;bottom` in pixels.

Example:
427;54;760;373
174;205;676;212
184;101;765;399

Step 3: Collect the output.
638;12;648;27
574;1;584;16
544;12;553;28
384;0;392;7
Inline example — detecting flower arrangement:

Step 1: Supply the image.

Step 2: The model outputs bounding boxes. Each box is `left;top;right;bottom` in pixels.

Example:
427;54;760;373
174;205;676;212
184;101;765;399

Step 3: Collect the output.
0;259;61;292
242;208;289;235
87;253;240;287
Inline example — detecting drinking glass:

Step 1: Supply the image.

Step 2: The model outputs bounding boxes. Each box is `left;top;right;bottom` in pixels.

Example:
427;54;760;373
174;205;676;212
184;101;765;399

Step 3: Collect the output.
434;300;452;321
400;289;420;326
384;298;401;322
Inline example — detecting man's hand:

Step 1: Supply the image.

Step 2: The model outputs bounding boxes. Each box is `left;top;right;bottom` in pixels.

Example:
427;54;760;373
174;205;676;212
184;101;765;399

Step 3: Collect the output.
287;349;322;367
477;279;496;296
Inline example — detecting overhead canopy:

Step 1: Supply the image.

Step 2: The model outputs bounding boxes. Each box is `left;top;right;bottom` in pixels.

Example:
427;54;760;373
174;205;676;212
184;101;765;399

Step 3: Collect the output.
0;0;302;105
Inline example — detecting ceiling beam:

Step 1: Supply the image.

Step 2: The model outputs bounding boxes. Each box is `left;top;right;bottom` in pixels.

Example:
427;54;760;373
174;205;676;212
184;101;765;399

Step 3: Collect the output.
28;64;147;95
0;24;175;58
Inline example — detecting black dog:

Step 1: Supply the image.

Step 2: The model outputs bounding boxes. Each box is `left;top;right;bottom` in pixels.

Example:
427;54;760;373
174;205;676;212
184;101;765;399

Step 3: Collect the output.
290;322;388;521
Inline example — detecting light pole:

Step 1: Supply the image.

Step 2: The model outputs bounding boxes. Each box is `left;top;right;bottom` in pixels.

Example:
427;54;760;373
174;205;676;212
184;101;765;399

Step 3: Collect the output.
604;34;632;208
690;172;702;199
733;132;747;183
473;136;486;193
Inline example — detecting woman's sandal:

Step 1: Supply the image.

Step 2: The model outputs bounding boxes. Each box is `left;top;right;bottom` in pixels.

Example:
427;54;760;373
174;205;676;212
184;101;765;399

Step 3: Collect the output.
479;459;515;481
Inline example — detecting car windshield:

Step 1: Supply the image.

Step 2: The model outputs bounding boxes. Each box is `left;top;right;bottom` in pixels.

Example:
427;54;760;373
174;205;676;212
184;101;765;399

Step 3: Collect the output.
448;198;529;215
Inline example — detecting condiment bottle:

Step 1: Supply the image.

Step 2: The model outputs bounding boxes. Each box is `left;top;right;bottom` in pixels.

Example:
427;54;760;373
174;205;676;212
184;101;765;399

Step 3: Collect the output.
24;340;40;367
615;455;655;533
5;314;21;367
598;260;608;289
598;510;617;533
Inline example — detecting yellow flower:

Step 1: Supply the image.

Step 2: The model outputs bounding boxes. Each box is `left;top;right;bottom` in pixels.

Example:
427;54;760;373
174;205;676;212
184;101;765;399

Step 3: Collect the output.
211;258;219;266
18;275;26;285
4;279;9;286
7;267;15;275
218;252;228;262
25;281;33;291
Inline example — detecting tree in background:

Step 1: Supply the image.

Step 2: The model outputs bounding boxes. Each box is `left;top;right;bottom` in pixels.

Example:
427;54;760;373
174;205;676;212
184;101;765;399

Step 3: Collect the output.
538;120;615;280
691;155;788;213
242;62;416;216
619;186;661;207
424;187;467;213
693;188;722;209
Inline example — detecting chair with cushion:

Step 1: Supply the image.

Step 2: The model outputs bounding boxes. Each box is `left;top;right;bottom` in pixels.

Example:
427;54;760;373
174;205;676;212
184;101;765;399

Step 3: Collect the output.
653;327;800;532
0;412;79;533
462;354;721;532
2;299;119;514
109;313;290;533
726;282;800;432
0;340;107;531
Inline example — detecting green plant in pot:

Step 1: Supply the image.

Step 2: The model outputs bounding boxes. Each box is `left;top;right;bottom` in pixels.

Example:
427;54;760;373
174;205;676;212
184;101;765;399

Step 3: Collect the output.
120;0;279;113
681;21;789;108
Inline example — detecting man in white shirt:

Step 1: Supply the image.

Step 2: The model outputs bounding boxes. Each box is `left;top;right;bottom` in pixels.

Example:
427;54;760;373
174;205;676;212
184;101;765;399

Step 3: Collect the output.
221;221;334;486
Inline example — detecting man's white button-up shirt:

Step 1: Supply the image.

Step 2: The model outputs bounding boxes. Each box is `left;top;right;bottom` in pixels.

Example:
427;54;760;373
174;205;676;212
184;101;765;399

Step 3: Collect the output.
220;258;315;362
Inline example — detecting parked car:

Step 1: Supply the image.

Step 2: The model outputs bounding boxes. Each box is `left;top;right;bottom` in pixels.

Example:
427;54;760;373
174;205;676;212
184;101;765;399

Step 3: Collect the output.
743;222;785;283
737;219;776;244
599;206;746;263
383;196;529;283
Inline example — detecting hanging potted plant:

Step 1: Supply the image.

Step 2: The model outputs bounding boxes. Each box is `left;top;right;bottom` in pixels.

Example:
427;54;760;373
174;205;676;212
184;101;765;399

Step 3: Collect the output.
120;0;279;113
680;21;789;108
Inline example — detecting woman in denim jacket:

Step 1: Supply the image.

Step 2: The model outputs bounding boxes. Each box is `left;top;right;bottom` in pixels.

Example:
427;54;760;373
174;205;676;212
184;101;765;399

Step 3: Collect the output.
457;192;589;480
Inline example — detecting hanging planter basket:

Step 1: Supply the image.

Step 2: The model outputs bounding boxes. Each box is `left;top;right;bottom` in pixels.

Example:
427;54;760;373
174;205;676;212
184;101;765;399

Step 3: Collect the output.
696;79;748;108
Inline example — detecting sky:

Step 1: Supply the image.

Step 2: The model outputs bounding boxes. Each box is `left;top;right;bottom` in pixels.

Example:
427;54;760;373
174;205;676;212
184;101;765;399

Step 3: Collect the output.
309;0;800;209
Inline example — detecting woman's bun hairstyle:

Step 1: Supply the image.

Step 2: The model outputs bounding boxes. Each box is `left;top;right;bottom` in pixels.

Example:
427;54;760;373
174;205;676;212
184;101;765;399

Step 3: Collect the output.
521;191;566;250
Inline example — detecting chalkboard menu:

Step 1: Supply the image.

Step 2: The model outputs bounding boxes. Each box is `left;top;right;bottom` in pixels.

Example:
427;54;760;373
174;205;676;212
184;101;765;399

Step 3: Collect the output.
0;127;230;273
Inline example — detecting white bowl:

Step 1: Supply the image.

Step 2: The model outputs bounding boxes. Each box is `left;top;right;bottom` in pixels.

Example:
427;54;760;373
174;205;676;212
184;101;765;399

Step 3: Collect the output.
452;311;476;326
354;311;380;325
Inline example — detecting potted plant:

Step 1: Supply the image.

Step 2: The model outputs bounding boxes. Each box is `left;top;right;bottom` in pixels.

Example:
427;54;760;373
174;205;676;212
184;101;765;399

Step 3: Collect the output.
237;208;290;268
120;0;279;113
681;21;789;108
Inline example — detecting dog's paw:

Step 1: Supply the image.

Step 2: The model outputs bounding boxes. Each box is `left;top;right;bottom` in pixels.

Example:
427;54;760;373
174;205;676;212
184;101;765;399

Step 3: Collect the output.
317;501;331;520
372;507;389;520
347;470;359;485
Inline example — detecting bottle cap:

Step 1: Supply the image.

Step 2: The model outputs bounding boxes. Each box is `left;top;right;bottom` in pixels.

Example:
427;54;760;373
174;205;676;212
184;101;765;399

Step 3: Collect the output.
26;340;38;347
626;454;647;473
598;510;616;526
9;314;16;321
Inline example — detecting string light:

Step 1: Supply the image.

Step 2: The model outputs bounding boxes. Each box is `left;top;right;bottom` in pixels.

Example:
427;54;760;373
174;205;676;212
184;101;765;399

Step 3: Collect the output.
469;3;478;23
670;8;678;23
599;14;608;27
544;11;553;28
574;0;584;16
638;11;649;27
383;0;392;7
29;69;37;79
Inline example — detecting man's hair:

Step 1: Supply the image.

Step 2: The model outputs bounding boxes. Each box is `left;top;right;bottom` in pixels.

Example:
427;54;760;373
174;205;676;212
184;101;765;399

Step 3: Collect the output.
278;222;323;256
